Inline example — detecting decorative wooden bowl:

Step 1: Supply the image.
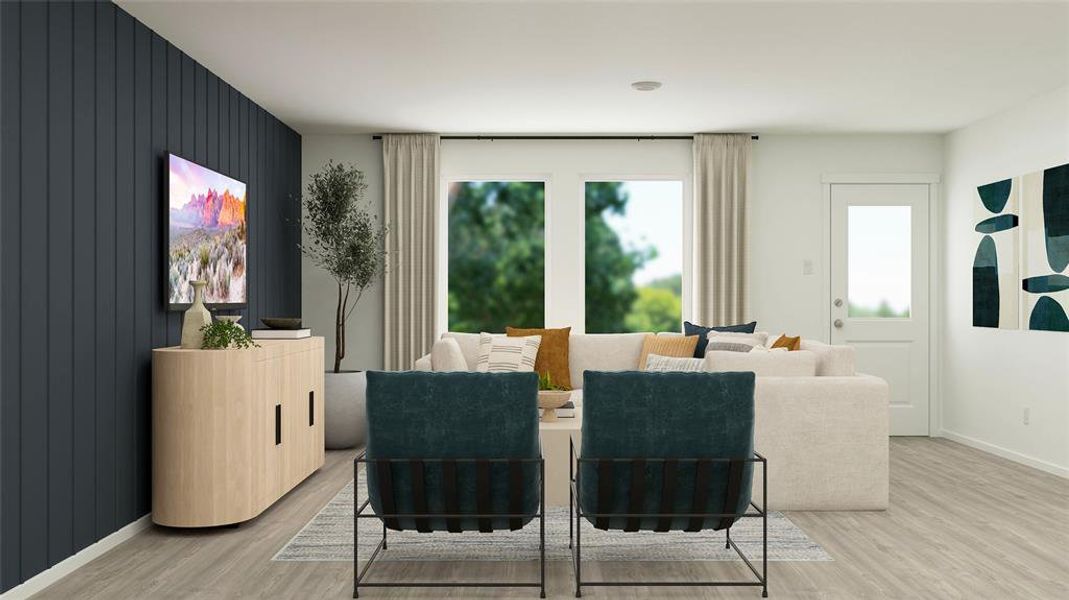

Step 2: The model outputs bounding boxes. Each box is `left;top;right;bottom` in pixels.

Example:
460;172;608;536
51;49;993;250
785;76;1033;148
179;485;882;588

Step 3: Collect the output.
261;317;302;330
538;390;571;422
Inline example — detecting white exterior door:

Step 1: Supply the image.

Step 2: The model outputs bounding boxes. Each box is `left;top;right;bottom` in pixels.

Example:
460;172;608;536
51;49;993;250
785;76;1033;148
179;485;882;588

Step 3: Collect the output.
830;183;930;435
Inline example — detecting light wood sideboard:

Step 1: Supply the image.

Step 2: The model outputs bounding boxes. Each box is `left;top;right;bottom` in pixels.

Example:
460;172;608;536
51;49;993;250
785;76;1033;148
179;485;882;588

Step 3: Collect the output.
152;337;325;527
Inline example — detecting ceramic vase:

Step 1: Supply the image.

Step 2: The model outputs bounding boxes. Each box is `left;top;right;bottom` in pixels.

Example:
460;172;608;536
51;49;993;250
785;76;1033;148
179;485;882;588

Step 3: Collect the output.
180;280;212;349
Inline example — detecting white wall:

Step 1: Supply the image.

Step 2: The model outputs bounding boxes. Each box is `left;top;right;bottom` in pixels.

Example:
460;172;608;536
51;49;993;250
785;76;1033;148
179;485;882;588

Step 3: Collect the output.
749;135;944;339
301;135;384;371
941;85;1069;476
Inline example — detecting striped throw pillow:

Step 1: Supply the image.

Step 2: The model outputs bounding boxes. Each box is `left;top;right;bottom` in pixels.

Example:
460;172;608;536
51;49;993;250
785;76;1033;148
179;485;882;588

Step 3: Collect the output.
476;333;541;373
645;354;706;372
705;331;769;353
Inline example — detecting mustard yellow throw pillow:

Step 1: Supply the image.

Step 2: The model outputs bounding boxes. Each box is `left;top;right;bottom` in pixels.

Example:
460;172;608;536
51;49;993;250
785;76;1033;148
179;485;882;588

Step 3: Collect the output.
771;334;801;351
506;326;573;390
637;335;699;370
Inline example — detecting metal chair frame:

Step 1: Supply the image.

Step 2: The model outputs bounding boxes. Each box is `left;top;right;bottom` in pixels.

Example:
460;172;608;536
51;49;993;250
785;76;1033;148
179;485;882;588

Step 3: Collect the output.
353;451;546;598
568;437;768;598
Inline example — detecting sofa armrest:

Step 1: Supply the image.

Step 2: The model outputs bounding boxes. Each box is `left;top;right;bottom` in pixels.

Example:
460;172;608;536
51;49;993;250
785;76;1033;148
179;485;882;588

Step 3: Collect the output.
753;374;889;510
414;354;432;371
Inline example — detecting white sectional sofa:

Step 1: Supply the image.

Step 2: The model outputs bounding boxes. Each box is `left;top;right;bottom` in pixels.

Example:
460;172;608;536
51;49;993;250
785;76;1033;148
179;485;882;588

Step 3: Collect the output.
415;332;889;511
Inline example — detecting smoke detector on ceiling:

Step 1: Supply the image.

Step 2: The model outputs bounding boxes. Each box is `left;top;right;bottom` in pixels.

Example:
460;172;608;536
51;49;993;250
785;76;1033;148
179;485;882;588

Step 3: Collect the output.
631;81;662;92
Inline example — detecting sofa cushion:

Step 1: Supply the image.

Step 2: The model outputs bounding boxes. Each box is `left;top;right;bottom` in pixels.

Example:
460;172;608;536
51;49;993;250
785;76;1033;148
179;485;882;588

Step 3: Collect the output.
704;349;817;377
431;337;468;372
637;334;699;370
507;326;573;389
442;332;489;370
684;320;758;357
569;333;648;389
475;333;541;372
800;339;856;376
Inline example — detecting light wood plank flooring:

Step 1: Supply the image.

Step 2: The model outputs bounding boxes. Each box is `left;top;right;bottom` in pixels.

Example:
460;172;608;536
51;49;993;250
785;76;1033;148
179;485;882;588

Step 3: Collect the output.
34;438;1069;599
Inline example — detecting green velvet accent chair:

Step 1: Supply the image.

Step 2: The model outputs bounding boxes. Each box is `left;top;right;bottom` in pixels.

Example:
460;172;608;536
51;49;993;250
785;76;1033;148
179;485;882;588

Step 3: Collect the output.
357;371;545;598
571;370;767;597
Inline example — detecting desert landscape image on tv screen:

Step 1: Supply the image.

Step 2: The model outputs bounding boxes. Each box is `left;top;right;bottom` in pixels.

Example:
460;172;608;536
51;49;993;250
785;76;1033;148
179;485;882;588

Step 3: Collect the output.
168;154;247;307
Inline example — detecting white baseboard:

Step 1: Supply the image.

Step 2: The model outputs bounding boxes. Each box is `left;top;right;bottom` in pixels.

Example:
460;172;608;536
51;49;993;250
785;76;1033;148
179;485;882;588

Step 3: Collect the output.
0;514;152;599
939;429;1069;479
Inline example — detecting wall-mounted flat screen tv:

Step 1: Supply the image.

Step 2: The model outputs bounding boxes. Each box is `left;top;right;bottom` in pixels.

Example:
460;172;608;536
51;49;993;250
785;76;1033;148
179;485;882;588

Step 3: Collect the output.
167;153;248;309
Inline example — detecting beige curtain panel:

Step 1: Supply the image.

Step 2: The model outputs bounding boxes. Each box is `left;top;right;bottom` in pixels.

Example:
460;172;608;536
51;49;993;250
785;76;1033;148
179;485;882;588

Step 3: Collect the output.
693;133;751;326
382;133;440;370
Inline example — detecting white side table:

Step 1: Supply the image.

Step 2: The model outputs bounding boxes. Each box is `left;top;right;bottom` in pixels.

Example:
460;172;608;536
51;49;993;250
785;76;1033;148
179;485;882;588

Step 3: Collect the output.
538;390;582;507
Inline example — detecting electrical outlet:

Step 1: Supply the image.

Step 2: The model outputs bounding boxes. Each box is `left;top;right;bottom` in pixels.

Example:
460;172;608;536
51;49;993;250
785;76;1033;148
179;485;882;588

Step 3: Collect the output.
1023;407;1030;426
803;259;815;276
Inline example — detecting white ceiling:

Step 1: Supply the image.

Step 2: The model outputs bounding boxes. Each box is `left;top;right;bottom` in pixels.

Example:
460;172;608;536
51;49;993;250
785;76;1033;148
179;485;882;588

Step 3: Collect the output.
118;1;1069;135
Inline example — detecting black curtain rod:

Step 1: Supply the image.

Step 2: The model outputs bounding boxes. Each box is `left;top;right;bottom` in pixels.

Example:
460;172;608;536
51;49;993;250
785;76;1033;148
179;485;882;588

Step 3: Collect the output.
370;134;758;141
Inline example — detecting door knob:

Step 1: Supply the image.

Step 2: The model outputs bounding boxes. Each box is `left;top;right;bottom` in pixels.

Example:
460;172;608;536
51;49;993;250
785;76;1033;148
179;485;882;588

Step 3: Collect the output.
833;319;844;328
833;298;843;307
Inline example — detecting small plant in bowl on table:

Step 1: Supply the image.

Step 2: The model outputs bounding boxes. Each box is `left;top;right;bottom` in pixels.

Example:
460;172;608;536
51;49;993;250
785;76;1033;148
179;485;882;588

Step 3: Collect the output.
200;320;259;350
537;372;571;422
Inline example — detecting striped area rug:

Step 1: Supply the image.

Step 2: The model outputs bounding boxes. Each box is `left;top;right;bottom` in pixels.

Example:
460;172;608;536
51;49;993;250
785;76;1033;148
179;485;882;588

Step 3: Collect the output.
273;472;832;563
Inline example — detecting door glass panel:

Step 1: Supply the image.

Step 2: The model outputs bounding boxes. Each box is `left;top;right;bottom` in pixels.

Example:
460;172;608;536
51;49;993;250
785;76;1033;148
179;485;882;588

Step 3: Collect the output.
848;205;911;318
447;181;545;332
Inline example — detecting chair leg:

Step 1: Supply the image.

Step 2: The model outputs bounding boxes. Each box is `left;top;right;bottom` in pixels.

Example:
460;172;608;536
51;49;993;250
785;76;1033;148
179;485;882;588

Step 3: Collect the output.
382;522;387;550
763;458;769;598
726;526;731;549
575;489;582;597
359;457;363;594
540;459;546;599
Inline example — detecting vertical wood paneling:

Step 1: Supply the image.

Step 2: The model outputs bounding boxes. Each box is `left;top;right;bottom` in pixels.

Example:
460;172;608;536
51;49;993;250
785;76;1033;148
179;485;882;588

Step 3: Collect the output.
247;106;258;325
113;8;136;525
19;0;50;578
0;1;22;590
0;2;301;591
132;21;153;517
93;0;117;540
218;81;230;177
70;0;96;556
195;63;207;164
241;95;252;325
165;44;181;347
151;33;167;352
46;0;75;567
206;74;217;169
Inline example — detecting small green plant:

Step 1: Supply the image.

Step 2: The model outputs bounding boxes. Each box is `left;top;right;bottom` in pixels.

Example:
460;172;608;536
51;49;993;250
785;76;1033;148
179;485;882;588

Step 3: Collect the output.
538;372;565;392
200;320;259;350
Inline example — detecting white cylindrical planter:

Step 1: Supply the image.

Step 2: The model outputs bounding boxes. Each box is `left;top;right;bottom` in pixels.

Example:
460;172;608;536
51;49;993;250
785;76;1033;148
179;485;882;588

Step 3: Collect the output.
324;371;367;449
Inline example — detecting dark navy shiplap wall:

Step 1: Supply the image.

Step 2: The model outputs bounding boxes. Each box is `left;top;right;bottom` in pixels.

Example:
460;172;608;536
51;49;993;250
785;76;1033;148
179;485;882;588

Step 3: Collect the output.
0;1;302;591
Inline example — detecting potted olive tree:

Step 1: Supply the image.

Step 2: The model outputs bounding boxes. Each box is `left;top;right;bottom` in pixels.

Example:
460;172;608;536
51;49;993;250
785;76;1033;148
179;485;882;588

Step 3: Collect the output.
302;162;387;448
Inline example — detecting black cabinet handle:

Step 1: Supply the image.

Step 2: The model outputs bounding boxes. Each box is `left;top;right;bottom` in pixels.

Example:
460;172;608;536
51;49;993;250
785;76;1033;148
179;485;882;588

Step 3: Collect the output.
275;404;282;445
308;391;315;427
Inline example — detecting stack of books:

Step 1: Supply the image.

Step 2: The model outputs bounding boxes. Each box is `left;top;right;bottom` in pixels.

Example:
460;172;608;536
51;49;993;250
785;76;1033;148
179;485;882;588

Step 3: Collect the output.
251;328;311;340
555;400;576;419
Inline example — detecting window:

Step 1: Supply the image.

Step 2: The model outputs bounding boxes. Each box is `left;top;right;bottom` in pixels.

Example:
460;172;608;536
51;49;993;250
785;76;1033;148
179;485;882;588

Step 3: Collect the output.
585;181;684;332
848;205;911;318
447;181;545;332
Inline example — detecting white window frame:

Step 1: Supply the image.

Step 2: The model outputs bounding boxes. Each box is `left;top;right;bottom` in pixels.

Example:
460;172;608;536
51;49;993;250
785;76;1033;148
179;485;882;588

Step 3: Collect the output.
438;174;553;335
579;174;692;332
438;139;693;335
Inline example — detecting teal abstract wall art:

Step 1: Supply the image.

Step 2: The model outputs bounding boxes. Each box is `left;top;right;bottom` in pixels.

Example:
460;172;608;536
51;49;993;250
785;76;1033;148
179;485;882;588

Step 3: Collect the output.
1020;162;1069;332
973;178;1019;328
